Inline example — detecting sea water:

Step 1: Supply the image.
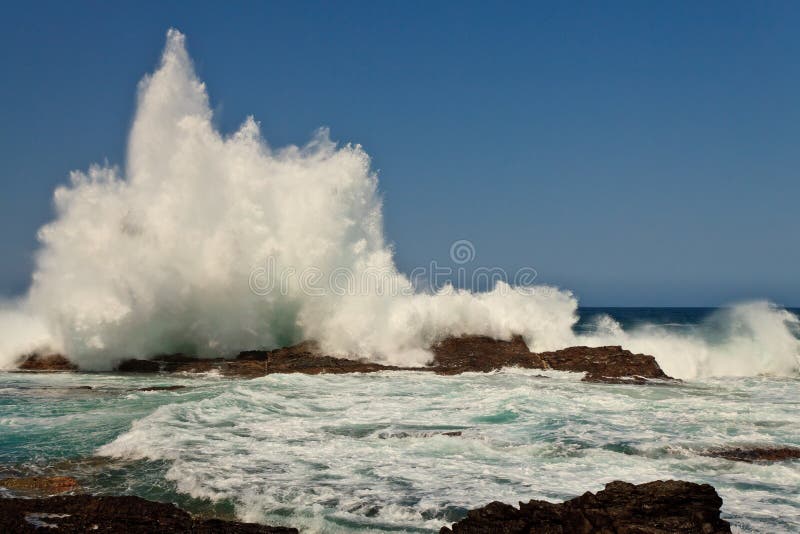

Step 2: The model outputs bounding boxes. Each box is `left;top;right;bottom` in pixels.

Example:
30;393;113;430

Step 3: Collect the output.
1;308;798;533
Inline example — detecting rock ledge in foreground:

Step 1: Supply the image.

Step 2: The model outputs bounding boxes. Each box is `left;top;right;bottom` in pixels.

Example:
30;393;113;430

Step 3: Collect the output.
440;480;731;534
0;495;297;533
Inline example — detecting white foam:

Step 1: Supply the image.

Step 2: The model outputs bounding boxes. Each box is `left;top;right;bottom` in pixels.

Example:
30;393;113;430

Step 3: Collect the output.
0;29;797;380
95;371;800;532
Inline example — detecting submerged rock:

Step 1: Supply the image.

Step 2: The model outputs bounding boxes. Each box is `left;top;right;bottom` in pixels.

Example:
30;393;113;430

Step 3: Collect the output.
703;446;800;463
378;430;463;439
440;480;731;534
16;353;76;372
0;495;297;533
136;385;186;392
0;476;80;496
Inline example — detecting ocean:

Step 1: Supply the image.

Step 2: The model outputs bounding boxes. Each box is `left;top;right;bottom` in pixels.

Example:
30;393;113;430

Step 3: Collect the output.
1;32;798;534
1;307;798;533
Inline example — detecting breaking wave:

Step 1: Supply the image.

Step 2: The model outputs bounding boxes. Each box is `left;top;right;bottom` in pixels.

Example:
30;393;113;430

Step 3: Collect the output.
0;30;797;379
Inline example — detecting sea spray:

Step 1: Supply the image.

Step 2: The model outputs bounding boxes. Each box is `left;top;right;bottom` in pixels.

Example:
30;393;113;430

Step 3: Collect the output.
13;29;578;369
580;302;800;378
0;29;798;379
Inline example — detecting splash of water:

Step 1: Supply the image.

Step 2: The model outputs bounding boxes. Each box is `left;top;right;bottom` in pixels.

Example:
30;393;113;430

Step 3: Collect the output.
580;302;800;378
7;30;577;370
1;30;798;379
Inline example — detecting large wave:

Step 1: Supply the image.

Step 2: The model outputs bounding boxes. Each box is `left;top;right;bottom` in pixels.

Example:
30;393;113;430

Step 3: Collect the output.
1;30;797;379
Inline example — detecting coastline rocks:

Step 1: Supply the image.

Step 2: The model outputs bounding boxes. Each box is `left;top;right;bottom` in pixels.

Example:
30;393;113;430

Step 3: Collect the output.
234;341;405;375
0;495;297;533
23;336;674;383
440;480;731;534
430;335;545;374
0;476;80;496
430;336;672;382
703;446;800;463
116;358;160;373
538;345;671;383
16;353;76;372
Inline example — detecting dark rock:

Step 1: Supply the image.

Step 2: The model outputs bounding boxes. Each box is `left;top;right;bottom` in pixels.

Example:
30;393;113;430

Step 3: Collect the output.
0;495;297;533
440;480;731;534
137;385;186;392
0;476;80;496
233;341;404;376
18;336;672;384
163;358;221;373
538;345;671;382
703;446;800;463
431;335;545;374
116;359;161;373
16;353;76;372
430;337;672;382
378;430;463;439
154;353;200;363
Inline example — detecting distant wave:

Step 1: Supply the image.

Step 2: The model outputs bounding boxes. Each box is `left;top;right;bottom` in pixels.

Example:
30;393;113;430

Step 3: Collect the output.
576;302;800;379
0;30;797;380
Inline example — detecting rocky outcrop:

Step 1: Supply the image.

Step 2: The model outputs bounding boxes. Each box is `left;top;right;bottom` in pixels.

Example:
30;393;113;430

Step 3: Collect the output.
430;335;545;374
16;353;76;371
28;336;673;383
0;495;297;533
537;345;671;383
703;446;800;463
116;358;161;373
234;341;406;375
0;476;79;496
440;480;731;534
430;336;671;382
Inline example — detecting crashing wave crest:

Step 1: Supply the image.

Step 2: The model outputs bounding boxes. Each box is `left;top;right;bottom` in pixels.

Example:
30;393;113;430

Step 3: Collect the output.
0;30;797;379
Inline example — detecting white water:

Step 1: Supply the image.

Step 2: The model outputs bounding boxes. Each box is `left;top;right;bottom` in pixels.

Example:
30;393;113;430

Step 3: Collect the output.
0;30;798;380
89;370;798;533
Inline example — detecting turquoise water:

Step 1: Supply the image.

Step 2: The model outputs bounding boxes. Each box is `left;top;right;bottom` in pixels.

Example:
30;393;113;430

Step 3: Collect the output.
1;369;798;533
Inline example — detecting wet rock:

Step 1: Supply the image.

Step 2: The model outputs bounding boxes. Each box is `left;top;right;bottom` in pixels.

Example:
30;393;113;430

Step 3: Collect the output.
703;446;800;463
18;336;672;384
113;342;404;378
538;345;671;382
440;480;731;534
431;335;545;374
234;341;404;376
0;476;80;496
430;336;672;382
378;430;463;439
136;385;186;392
116;359;160;373
0;495;297;533
16;353;76;372
163;358;221;374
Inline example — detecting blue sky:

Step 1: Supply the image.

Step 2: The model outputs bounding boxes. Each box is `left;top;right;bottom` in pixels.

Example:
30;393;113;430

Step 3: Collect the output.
1;1;798;306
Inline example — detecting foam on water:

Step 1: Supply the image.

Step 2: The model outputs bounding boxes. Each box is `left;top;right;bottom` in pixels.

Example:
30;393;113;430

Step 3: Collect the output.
89;371;798;532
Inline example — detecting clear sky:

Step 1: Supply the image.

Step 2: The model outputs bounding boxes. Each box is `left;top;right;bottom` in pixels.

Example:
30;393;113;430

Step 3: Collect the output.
1;1;798;306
